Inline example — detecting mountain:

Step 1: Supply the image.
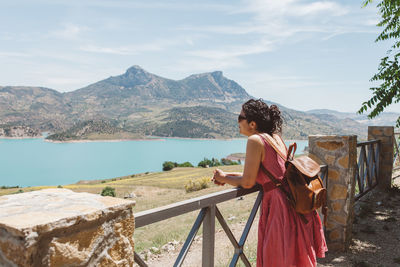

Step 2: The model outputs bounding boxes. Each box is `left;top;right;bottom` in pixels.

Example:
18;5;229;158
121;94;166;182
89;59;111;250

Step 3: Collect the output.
306;109;399;126
0;66;387;140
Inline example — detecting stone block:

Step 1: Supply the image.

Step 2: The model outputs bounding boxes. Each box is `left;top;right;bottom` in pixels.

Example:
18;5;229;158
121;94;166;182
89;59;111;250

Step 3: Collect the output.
371;128;382;136
0;189;135;267
328;169;340;181
330;184;348;200
330;214;347;225
331;201;343;212
316;141;344;151
384;127;394;136
329;229;342;241
338;155;349;169
324;154;336;165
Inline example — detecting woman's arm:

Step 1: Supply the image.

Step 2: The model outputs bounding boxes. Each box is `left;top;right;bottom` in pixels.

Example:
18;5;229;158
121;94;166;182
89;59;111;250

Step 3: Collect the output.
222;172;242;176
213;135;264;189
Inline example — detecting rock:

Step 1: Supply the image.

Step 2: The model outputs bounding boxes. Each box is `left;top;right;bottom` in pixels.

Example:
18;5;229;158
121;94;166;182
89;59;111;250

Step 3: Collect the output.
124;192;137;199
228;215;236;221
0;189;135;267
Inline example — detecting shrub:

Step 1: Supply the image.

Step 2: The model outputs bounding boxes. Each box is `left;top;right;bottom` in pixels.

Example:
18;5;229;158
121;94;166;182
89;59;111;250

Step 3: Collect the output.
57;185;63;188
101;186;116;197
221;158;240;166
163;161;176;171
211;158;222;167
101;180;106;183
198;158;212;168
178;161;194;167
184;177;210;193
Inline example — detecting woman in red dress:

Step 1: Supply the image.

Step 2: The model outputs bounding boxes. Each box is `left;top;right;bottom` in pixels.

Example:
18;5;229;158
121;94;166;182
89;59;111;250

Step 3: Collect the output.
213;99;327;267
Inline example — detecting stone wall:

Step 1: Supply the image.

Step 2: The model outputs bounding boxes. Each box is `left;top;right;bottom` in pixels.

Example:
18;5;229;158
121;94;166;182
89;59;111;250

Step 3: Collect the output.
309;135;357;251
368;126;394;190
0;189;135;267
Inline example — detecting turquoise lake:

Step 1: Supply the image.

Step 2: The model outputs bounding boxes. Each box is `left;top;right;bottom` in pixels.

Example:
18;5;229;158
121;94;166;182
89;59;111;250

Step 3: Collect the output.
0;138;307;187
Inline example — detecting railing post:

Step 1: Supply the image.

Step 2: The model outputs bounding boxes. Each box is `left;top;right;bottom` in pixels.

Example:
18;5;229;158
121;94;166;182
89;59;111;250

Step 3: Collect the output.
368;126;394;190
202;204;215;267
308;135;357;251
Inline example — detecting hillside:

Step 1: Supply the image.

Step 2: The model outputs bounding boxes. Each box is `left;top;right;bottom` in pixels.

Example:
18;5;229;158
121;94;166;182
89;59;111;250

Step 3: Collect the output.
0;125;41;138
0;65;390;140
307;109;399;126
46;119;141;141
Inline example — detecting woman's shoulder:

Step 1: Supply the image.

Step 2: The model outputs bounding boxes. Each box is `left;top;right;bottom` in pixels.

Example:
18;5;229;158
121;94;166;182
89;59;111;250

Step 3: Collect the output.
248;134;265;144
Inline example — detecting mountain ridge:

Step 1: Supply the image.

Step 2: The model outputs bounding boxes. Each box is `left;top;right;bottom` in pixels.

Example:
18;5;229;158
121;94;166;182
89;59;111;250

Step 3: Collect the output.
0;65;396;140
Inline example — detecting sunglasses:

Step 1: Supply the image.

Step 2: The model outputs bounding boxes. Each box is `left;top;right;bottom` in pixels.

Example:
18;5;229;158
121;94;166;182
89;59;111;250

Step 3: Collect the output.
238;114;246;122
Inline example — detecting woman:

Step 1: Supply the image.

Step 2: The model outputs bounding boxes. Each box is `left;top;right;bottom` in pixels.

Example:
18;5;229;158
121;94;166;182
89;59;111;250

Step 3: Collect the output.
212;99;327;267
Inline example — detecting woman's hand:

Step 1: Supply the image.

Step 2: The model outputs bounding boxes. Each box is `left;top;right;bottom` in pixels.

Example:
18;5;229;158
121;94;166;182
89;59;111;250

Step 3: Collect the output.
212;169;226;186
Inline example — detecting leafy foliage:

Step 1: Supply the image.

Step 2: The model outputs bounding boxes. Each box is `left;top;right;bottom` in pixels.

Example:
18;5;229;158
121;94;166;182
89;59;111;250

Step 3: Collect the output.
162;161;194;171
178;161;194;167
359;0;400;127
101;186;116;197
162;161;176;171
221;158;240;165
198;157;222;168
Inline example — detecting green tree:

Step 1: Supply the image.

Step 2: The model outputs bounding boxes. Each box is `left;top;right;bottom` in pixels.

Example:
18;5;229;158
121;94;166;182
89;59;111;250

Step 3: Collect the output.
178;161;194;167
198;158;212;168
359;0;400;126
101;186;116;197
162;161;176;171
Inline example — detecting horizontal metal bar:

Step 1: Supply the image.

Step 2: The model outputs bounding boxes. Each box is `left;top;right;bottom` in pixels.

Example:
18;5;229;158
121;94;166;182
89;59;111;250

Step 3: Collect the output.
135;185;261;228
357;139;380;146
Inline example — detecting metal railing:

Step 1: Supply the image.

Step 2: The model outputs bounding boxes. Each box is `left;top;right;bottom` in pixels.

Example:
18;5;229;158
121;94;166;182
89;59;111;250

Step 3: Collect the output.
134;165;328;267
355;140;381;201
393;132;400;179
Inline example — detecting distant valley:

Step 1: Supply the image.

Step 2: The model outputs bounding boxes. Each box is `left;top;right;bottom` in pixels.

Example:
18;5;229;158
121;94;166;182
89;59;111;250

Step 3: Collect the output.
0;66;398;141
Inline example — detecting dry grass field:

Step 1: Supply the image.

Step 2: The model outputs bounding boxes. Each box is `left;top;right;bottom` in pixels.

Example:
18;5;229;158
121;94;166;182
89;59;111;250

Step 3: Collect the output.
0;165;262;265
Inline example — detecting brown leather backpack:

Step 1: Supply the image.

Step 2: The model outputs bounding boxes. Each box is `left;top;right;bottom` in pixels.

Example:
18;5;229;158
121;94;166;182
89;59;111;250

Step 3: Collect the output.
258;134;327;224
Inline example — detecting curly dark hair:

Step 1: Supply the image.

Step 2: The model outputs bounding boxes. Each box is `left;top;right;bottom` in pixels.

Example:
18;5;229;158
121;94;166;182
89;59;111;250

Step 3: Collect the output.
241;99;283;135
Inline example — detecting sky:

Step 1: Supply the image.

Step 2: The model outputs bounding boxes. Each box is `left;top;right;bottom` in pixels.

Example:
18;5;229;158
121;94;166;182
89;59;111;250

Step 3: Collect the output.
1;0;399;113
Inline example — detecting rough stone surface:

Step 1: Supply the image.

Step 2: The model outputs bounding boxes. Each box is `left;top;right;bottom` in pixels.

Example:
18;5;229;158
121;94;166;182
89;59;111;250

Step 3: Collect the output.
0;189;135;267
316;141;344;151
309;135;357;251
368;126;394;190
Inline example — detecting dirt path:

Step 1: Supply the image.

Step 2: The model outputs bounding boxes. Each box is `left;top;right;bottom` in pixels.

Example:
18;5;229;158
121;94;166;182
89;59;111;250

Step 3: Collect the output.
136;178;400;267
318;178;400;267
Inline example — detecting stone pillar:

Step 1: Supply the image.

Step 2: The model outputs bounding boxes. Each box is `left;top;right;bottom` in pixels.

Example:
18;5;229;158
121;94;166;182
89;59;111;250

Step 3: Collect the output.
368;126;394;190
0;189;135;267
308;135;357;251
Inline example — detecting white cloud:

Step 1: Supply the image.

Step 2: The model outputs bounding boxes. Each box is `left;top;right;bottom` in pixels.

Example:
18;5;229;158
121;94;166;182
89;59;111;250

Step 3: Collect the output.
187;39;274;60
80;43;164;55
51;24;90;40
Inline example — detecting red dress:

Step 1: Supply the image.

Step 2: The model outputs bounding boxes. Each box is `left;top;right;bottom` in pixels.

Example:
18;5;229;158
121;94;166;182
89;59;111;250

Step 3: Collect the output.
256;135;327;267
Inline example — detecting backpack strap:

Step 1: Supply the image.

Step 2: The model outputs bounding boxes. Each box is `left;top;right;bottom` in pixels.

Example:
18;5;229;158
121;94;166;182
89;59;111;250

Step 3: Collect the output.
257;134;287;160
259;163;308;224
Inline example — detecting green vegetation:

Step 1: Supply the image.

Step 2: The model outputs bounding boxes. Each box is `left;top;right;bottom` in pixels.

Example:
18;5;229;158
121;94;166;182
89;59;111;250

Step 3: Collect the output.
0;185;19;189
162;161;175;171
197;157;240;168
359;0;400;127
0;165;259;263
101;186;116;197
46;119;141;141
221;158;240;166
162;161;194;171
